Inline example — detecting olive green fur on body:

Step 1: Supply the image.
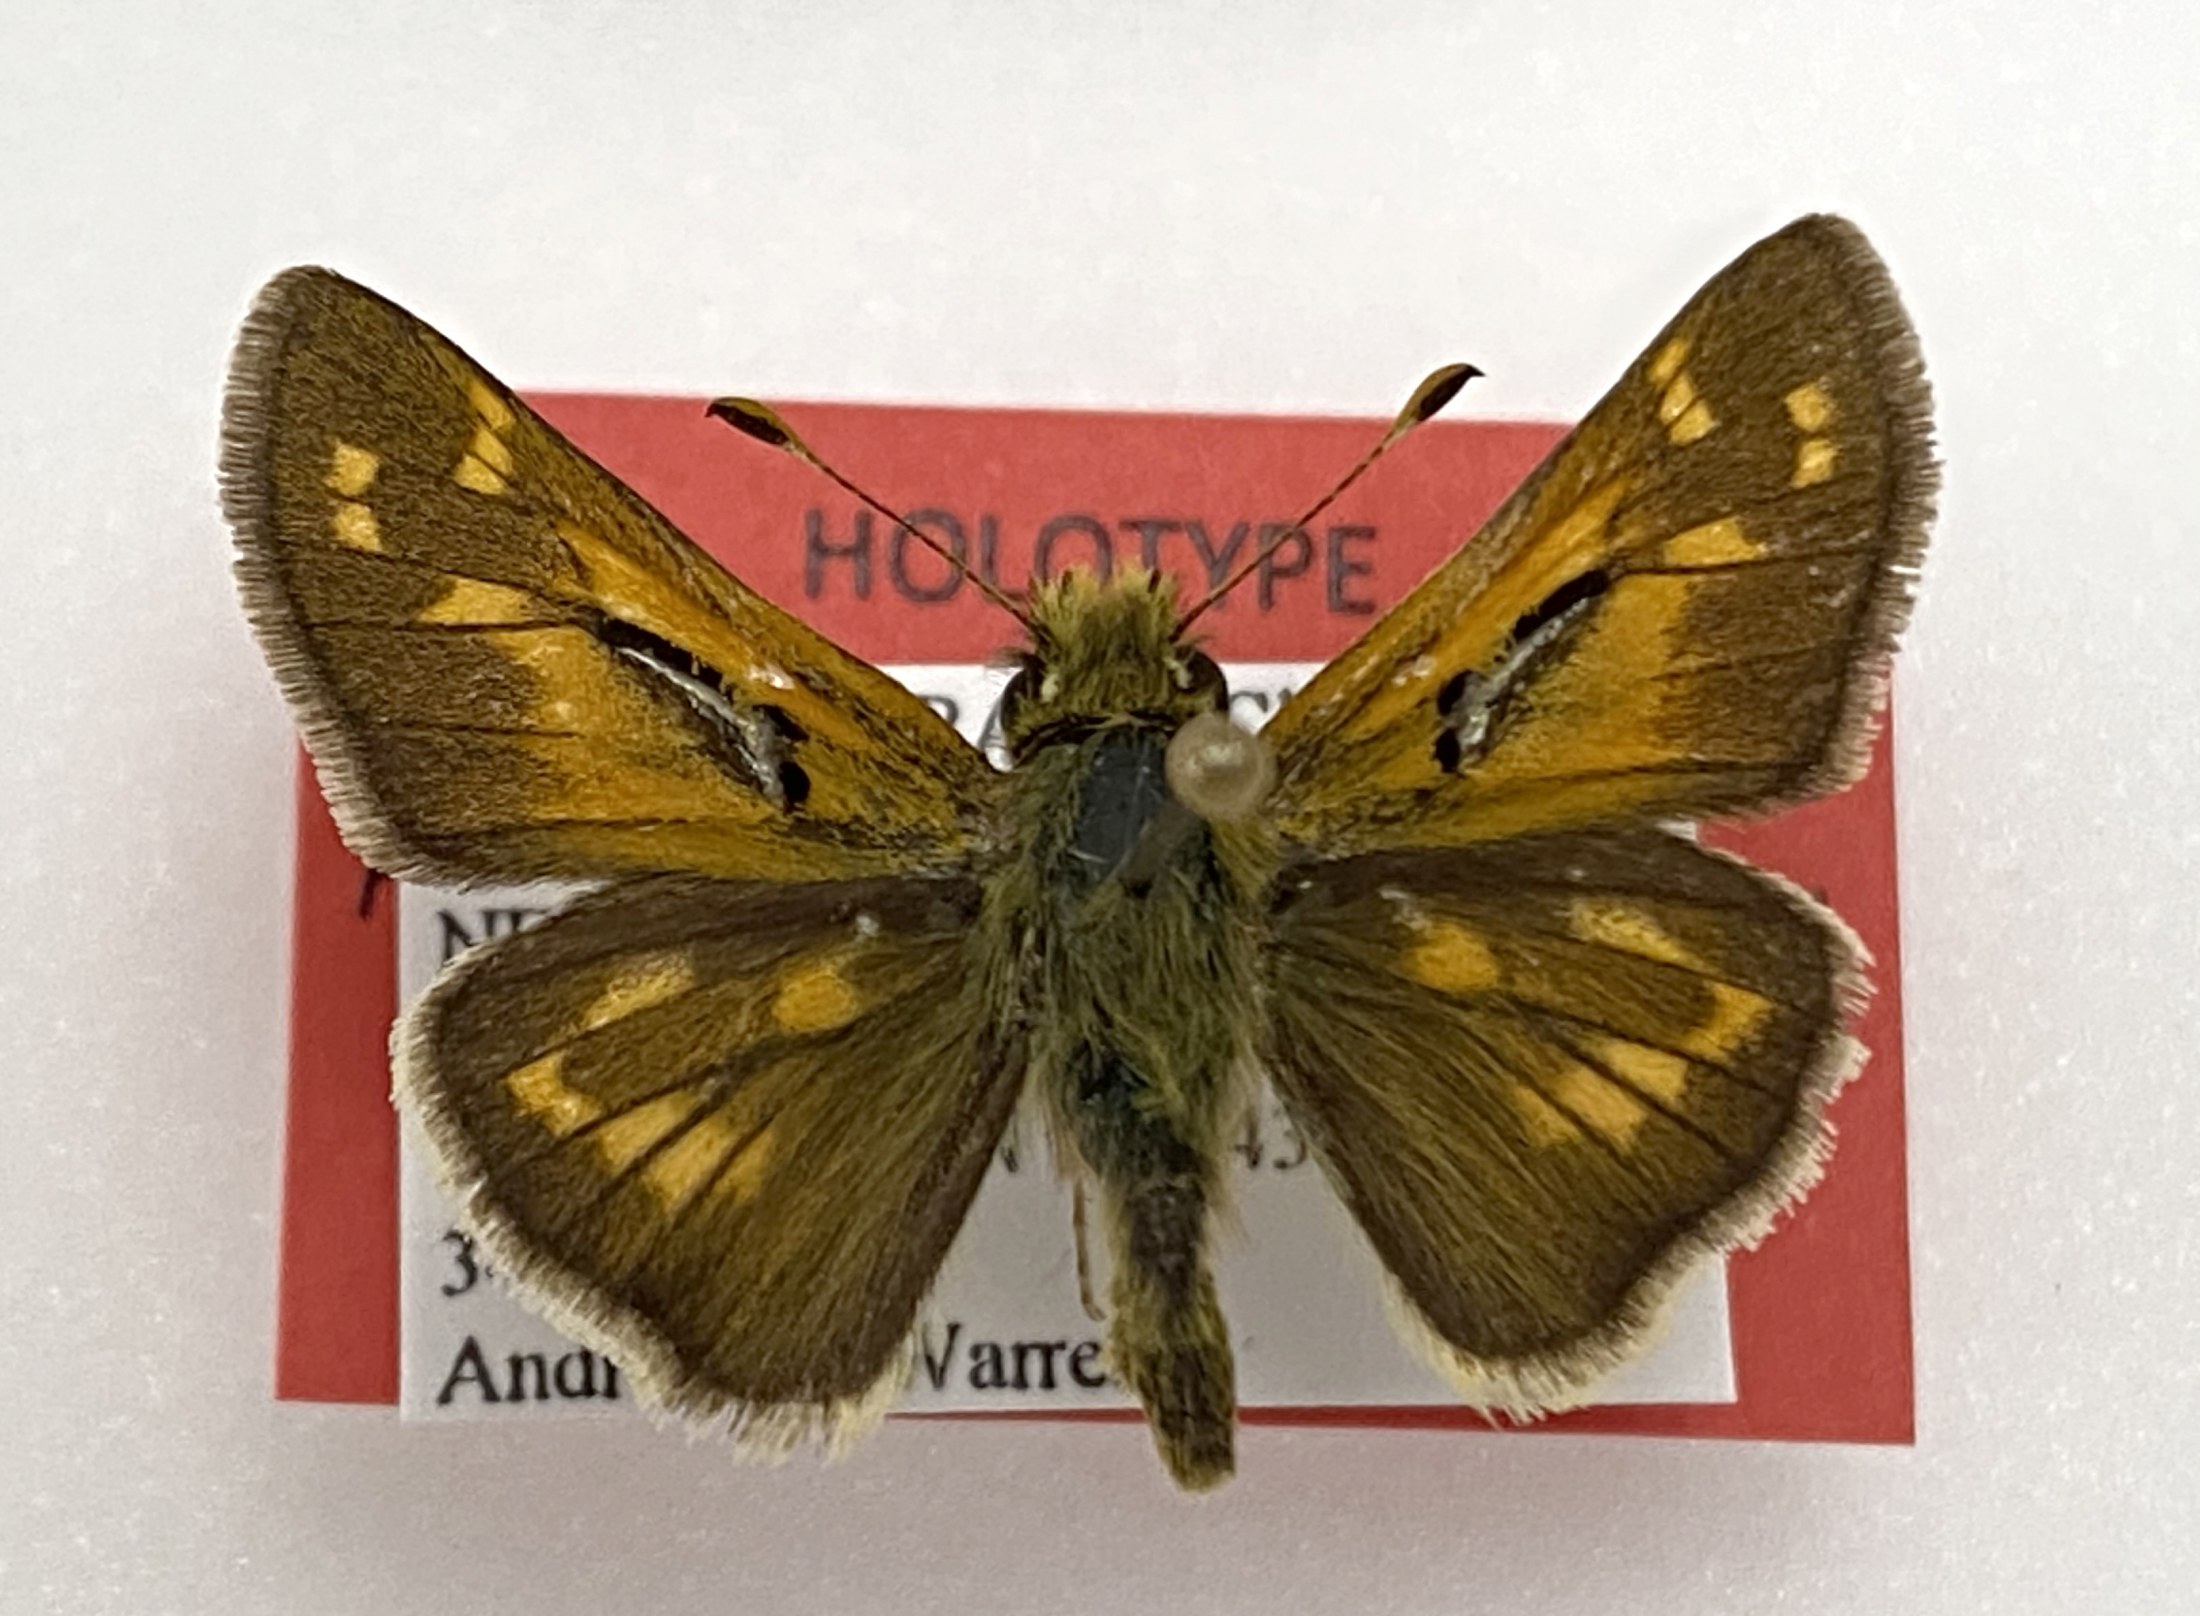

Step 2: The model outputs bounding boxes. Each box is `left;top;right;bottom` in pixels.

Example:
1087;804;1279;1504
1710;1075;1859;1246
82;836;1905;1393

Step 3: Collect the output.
982;569;1276;1489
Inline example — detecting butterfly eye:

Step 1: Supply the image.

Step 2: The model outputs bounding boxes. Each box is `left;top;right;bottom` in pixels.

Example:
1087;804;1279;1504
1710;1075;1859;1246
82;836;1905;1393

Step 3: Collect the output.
1175;650;1229;709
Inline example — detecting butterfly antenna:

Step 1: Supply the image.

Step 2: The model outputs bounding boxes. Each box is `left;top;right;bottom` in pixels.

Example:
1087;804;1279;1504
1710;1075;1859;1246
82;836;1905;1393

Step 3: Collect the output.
1172;362;1481;636
707;397;1032;626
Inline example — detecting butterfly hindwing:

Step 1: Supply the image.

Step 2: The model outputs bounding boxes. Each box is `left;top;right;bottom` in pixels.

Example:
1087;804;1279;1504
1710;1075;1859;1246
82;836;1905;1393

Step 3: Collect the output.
1263;214;1935;854
397;873;1025;1440
224;268;992;888
1265;829;1857;1408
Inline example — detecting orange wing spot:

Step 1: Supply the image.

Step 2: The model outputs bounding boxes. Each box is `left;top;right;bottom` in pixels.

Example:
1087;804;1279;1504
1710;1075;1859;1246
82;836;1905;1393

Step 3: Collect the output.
1680;980;1775;1061
1393;568;1699;838
1658;517;1760;568
536;765;783;830
1655;370;1699;425
1404;919;1502;995
454;452;511;496
504;627;645;730
1568;899;1694;966
1668;398;1716;444
1444;476;1635;668
1550;1063;1651;1146
640;1106;741;1211
772;955;862;1033
1654;362;1717;444
504;1053;602;1138
1783;381;1835;432
330;500;382;551
1647;337;1691;388
467;377;516;433
1589;1037;1692;1106
1512;1083;1581;1147
1321;657;1445;746
418;578;546;625
714;1121;778;1203
468;422;515;477
1784;381;1838;485
1792;438;1837;487
579;952;695;1032
326;442;379;497
1535;477;1634;578
591;1091;699;1172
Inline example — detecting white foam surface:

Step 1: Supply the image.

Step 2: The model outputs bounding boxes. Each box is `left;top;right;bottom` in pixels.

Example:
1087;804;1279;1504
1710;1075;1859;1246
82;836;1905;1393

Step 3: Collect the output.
5;6;2197;1611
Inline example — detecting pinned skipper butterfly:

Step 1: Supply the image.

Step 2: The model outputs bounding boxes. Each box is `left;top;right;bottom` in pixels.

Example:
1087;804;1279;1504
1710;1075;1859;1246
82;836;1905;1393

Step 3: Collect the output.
225;215;1933;1490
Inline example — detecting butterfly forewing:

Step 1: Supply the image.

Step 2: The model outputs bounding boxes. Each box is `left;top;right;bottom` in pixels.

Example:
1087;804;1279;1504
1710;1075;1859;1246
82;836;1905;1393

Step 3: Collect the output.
1255;214;1931;1409
1265;830;1856;1408
1263;214;1935;855
397;873;1025;1439
223;268;992;889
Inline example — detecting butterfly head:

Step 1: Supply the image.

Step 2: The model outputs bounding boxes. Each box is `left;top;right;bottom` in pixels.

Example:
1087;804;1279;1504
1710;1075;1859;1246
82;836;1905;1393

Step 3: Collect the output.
1000;567;1272;822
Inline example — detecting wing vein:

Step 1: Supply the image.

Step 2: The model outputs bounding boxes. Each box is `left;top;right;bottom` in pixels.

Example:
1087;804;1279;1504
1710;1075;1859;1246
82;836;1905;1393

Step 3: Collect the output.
1625;543;1881;578
1651;645;1843;681
366;719;588;738
313;619;574;636
601;1110;785;1287
1505;999;1787;1096
1468;913;1816;1008
1537;1019;1743;1158
275;541;561;594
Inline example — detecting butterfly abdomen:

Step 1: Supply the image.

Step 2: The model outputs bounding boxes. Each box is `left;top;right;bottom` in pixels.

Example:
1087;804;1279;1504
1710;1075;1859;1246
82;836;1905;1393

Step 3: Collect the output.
1106;1156;1237;1489
1069;1048;1237;1489
993;707;1269;1490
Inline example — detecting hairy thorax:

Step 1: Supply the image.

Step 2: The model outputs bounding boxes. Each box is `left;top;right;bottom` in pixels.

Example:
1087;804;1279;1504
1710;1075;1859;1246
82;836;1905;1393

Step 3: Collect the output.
976;569;1278;1179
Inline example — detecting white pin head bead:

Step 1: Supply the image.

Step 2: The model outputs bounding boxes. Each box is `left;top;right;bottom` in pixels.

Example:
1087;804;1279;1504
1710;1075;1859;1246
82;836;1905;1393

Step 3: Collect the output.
1165;711;1274;823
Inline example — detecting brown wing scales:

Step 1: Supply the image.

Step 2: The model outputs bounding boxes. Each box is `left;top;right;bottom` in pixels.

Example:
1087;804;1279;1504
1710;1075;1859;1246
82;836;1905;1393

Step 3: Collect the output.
1264;215;1934;855
397;874;1024;1438
1266;829;1858;1405
224;267;992;888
